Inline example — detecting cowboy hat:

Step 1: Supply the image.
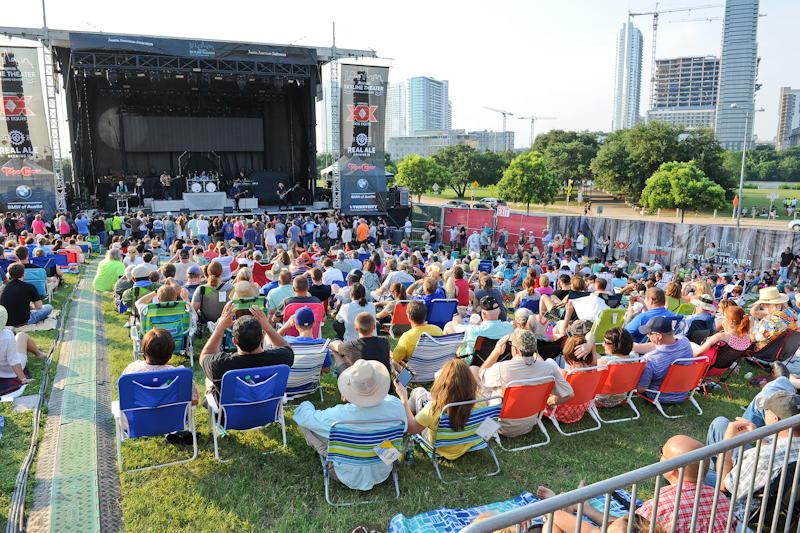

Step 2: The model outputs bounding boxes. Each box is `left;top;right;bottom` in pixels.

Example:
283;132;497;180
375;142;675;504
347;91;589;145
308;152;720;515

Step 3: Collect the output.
753;286;789;306
337;359;390;407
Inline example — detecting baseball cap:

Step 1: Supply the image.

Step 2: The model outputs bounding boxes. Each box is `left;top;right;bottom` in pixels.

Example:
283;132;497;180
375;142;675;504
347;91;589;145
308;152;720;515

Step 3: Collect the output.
756;390;800;420
295;307;316;327
495;271;505;279
510;329;537;357
187;264;202;276
179;248;190;259
638;316;676;335
111;242;122;249
480;295;500;311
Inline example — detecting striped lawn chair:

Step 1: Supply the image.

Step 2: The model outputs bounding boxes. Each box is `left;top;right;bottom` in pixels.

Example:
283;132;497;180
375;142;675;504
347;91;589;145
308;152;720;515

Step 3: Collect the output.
405;332;464;383
323;419;406;506
132;301;195;366
221;297;268;350
414;397;503;483
285;339;330;402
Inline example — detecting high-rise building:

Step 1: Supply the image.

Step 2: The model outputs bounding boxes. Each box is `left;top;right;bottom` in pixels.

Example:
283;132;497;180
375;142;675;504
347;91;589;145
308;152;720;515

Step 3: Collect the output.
777;87;800;151
646;56;720;130
612;21;644;132
319;81;338;153
407;77;451;135
714;0;760;151
387;129;478;160
386;82;407;143
468;130;515;153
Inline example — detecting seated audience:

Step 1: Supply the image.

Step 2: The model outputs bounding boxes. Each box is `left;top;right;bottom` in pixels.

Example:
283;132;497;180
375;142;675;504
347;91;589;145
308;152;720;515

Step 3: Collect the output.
0;305;43;392
334;283;376;341
329;312;391;375
390;300;443;371
0;263;53;327
443;295;513;360
634;317;694;403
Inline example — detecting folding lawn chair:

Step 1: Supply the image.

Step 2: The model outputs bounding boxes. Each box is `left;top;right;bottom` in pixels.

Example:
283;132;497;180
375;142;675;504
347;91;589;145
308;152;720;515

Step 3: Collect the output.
405;332;464;383
23;268;51;302
590;359;645;424
746;332;800;377
497;377;554;452
87;235;101;253
112;368;197;471
322;419;406;506
205;364;290;463
425;298;458;329
252;262;269;287
635;356;708;419
676;303;696;315
520;298;540;313
382;300;412;339
283;302;325;337
546;366;607;436
590;309;626;354
414;397;503;484
285;340;330;402
196;284;232;327
131;301;196;366
701;343;750;399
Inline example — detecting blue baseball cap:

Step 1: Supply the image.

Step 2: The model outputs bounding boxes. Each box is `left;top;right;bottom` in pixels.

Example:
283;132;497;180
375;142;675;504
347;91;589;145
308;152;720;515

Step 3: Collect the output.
639;316;677;335
295;307;316;327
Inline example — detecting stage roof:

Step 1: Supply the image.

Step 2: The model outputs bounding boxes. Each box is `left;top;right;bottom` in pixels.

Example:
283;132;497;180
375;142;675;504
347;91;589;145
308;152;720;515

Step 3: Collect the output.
0;27;376;64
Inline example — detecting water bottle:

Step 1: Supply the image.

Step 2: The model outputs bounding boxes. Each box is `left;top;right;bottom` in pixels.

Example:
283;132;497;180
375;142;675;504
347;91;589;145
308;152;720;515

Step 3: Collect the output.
245;375;254;384
744;372;753;380
403;433;414;466
159;379;172;389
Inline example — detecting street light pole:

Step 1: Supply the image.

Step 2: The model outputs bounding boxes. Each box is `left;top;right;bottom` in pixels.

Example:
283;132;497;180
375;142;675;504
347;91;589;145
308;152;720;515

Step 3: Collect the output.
731;103;764;228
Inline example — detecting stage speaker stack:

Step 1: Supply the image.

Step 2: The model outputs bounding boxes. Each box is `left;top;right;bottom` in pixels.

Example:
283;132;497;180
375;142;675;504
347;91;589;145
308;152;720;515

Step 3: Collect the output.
398;187;409;207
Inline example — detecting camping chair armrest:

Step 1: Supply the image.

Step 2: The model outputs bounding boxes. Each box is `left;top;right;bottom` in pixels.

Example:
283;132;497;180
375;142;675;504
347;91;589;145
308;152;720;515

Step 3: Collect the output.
111;400;121;419
130;325;138;342
205;394;220;414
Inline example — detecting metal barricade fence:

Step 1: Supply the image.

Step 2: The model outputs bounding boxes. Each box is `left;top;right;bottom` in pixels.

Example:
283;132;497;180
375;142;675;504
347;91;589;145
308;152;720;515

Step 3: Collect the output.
460;413;800;533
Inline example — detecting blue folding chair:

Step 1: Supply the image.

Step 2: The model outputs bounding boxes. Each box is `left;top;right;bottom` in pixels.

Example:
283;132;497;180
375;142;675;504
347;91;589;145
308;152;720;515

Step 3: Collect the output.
414;397;503;483
285;340;331;402
521;298;540;313
478;260;492;273
23;268;49;300
332;280;348;291
405;332;464;383
425;298;459;329
112;368;197;472
323;419;406;506
51;254;69;268
205;364;290;463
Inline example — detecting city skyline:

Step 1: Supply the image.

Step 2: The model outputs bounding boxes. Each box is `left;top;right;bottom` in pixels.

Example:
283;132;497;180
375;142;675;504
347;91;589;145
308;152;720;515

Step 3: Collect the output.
4;0;798;151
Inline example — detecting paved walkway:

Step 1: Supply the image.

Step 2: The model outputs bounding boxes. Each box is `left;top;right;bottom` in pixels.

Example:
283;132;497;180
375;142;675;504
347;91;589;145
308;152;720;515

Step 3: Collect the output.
28;261;121;533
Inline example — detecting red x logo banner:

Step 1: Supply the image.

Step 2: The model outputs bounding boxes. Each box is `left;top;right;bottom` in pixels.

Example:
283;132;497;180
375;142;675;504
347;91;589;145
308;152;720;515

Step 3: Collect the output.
614;241;629;250
346;105;378;122
1;96;34;116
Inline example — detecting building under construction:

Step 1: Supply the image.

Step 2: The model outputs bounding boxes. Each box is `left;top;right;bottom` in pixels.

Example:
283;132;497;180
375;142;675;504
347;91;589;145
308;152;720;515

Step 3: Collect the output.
645;55;720;130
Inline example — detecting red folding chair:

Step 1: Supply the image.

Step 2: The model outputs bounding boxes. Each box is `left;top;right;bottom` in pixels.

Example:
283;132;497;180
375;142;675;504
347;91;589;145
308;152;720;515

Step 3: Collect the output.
700;344;749;400
591;359;645;424
497;377;554;452
546;366;607;436
382;300;411;339
283;303;325;338
252;262;269;287
635;356;708;419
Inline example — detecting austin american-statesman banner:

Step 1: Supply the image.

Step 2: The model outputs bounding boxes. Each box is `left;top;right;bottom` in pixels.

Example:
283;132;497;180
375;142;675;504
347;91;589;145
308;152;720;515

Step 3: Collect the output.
339;64;388;215
0;46;56;216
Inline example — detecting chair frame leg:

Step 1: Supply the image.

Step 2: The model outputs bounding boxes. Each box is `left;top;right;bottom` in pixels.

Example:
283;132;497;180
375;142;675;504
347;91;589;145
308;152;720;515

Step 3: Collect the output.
209;402;287;463
650;389;703;419
117;405;198;472
547;404;602;436
497;417;551;452
592;393;641;424
419;436;502;484
322;455;401;506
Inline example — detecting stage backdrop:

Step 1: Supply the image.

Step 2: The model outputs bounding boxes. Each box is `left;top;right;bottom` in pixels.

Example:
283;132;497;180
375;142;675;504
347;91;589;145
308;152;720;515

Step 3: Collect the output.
548;215;800;271
0;46;56;217
338;64;388;215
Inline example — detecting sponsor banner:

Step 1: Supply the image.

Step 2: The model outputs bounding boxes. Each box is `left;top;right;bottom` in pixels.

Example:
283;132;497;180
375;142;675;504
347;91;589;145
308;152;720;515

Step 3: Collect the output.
548;215;800;271
339;64;388;215
69;33;317;66
0;46;55;216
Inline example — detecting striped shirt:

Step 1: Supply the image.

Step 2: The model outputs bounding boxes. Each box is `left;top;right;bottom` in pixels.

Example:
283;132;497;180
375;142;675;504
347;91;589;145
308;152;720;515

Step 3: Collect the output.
637;336;694;403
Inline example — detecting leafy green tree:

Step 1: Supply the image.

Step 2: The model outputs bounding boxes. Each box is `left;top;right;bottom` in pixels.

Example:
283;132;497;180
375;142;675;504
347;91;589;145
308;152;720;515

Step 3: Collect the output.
395;154;451;202
316;153;332;178
544;139;598;187
497;151;560;214
432;145;508;197
532;129;600;154
384;152;398;176
640;161;727;223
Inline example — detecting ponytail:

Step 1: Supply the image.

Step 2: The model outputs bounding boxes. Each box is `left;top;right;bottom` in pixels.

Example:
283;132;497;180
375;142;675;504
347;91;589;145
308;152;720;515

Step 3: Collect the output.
725;306;751;338
208;261;223;288
351;283;367;307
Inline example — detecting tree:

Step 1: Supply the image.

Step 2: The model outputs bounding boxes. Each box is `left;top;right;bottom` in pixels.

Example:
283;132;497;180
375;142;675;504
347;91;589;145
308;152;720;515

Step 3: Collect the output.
532;129;600;154
640;161;727;223
384;152;398;176
497;151;560;214
431;145;508;197
395;154;451;202
544;139;598;187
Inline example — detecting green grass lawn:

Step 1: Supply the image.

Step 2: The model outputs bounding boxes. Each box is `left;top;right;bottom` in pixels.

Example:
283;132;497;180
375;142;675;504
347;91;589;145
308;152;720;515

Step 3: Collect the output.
98;290;766;533
0;269;81;530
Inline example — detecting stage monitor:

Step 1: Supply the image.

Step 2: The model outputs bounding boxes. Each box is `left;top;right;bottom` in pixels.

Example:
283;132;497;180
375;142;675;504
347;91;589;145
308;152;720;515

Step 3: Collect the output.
122;116;264;152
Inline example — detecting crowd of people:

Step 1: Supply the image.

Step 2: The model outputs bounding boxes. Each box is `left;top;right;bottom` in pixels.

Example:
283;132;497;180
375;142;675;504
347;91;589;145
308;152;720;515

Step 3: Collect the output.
1;205;792;531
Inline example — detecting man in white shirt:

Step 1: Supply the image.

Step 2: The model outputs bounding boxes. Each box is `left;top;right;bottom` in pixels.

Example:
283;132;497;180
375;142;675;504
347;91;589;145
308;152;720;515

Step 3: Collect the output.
467;231;481;253
560;251;578;274
404;217;412;239
322;257;345;285
187;215;199;240
575;230;585;255
211;246;236;281
196;215;210;247
448;226;459;248
327;220;338;242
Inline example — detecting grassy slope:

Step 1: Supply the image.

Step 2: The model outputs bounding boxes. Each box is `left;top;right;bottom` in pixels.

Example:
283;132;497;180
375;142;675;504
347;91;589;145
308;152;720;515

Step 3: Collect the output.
0;270;80;530
102;296;762;533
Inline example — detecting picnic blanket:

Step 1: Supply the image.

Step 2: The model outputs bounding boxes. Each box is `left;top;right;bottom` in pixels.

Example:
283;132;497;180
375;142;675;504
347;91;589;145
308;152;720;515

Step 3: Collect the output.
387;490;642;533
15;310;60;332
0;367;32;398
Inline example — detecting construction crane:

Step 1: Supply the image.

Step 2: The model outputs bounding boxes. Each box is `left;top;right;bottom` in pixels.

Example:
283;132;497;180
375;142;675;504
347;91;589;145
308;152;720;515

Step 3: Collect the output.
628;3;722;109
518;116;556;148
483;106;514;151
668;16;723;23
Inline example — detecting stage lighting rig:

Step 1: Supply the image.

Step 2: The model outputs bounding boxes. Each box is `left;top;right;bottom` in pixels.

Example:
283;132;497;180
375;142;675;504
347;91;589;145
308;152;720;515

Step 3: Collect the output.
202;73;211;87
106;70;118;85
274;76;284;91
163;71;172;81
237;75;247;90
150;71;160;85
124;70;132;81
187;72;197;86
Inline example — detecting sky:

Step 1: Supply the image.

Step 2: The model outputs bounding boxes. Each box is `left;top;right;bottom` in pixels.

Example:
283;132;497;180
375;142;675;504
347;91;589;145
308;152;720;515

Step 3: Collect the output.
3;0;798;151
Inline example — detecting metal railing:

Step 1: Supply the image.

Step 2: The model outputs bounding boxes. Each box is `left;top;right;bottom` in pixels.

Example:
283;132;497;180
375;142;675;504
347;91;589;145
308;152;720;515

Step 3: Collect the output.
461;413;800;533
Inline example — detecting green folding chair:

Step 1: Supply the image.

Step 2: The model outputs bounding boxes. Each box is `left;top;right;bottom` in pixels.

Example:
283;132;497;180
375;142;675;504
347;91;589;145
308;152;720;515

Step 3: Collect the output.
132;301;196;366
676;303;696;315
589;309;627;354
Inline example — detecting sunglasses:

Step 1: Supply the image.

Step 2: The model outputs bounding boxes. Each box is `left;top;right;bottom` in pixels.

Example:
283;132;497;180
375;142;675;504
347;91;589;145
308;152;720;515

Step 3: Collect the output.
602;339;613;345
658;447;665;458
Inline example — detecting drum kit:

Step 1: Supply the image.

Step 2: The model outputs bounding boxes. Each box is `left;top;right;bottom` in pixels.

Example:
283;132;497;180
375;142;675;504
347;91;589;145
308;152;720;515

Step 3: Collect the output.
185;171;221;193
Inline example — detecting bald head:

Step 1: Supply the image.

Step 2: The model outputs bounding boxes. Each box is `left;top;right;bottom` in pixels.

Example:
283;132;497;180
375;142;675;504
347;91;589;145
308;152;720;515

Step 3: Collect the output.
661;435;705;482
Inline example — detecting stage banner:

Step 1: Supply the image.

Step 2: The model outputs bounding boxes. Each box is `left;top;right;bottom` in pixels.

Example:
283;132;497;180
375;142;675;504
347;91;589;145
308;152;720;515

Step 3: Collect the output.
0;47;56;217
338;64;388;215
547;215;800;272
69;33;317;66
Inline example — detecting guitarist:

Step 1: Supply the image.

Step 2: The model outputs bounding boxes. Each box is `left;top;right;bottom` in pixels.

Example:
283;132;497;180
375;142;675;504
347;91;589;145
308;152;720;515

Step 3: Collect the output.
277;182;288;210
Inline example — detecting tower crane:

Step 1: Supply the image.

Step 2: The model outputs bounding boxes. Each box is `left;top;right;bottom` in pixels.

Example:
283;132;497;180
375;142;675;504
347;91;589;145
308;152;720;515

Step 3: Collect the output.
628;3;722;109
668;16;723;23
483;106;514;151
518;116;556;148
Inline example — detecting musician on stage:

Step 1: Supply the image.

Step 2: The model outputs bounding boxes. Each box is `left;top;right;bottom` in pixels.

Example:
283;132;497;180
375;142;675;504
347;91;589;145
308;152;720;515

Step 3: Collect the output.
160;171;172;200
198;171;208;181
277;182;288;210
115;181;128;193
134;178;146;207
230;181;243;211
